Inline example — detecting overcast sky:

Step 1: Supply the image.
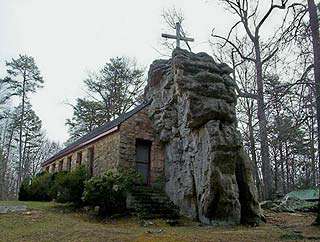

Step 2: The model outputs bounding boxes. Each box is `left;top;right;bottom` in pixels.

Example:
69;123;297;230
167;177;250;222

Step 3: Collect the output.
0;0;240;143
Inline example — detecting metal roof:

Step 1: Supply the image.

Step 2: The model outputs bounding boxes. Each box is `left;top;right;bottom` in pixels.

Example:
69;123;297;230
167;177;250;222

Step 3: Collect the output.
42;102;150;167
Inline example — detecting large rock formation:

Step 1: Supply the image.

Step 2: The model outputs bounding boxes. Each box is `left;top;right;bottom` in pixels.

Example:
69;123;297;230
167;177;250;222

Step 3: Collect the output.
144;48;262;225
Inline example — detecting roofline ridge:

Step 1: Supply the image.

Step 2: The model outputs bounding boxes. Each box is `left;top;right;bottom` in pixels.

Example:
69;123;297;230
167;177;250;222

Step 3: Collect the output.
41;101;150;167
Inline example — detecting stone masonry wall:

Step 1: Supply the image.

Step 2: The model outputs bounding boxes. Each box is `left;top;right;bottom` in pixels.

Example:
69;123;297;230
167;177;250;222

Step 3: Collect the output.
43;109;164;184
119;108;164;184
92;131;121;174
43;131;120;176
145;48;262;225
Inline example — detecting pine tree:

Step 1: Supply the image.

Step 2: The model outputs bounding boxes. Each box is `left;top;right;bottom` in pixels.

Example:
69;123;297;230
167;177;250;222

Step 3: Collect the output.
2;55;43;190
66;98;107;141
66;56;144;142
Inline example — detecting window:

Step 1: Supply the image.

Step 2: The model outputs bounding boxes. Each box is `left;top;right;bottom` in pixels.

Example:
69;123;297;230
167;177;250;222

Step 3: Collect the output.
58;160;63;171
76;152;82;166
87;147;94;176
52;163;56;173
135;139;151;185
67;156;72;171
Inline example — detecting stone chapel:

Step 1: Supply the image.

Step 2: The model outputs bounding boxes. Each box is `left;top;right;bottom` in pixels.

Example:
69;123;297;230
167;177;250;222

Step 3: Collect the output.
42;101;163;185
42;49;262;225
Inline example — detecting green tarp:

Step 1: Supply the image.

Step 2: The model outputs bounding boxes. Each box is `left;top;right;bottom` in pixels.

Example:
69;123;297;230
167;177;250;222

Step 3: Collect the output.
286;189;319;201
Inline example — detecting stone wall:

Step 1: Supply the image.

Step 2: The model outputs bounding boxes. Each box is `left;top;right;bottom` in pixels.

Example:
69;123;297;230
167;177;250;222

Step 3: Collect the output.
92;131;121;174
145;48;261;225
43;131;121;176
43;108;164;185
119;108;164;184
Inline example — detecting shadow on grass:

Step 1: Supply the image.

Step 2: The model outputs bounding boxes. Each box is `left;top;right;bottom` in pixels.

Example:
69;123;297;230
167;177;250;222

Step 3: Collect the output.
280;231;320;241
48;202;135;224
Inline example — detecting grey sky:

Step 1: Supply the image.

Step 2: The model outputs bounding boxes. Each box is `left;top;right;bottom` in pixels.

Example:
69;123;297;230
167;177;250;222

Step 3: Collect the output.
0;0;237;142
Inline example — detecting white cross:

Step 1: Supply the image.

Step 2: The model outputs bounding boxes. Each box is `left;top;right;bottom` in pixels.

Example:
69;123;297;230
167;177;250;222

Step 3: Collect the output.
161;22;194;49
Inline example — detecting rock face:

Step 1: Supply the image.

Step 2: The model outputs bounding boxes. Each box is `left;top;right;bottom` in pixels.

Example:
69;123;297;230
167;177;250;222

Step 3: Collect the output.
144;48;262;225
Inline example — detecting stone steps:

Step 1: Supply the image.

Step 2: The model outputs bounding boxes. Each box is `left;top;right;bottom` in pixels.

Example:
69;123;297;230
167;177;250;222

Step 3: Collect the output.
130;186;179;219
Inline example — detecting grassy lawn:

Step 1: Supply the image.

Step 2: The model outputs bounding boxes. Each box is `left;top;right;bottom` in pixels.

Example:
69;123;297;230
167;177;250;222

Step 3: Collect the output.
0;201;319;242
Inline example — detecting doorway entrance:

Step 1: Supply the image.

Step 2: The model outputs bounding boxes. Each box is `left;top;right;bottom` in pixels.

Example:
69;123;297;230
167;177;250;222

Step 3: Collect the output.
135;139;151;185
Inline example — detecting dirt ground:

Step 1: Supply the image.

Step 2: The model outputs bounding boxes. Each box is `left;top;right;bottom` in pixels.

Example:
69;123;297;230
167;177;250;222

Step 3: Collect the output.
265;211;320;241
1;201;320;242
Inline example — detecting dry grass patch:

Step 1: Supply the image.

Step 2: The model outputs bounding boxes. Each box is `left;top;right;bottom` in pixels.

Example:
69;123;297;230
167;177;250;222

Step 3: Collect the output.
1;201;320;242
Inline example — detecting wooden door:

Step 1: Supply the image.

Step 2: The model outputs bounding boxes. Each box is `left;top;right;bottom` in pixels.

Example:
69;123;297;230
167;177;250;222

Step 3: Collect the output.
135;139;151;185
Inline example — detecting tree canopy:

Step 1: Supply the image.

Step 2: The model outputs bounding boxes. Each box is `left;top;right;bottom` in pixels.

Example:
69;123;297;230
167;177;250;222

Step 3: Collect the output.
66;56;145;142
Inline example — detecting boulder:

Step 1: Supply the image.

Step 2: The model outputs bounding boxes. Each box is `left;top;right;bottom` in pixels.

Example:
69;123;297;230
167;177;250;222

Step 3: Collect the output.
261;197;318;213
0;205;27;214
144;48;262;225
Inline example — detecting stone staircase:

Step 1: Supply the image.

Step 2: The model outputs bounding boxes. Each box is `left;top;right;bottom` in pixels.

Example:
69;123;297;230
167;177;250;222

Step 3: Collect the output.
129;186;179;219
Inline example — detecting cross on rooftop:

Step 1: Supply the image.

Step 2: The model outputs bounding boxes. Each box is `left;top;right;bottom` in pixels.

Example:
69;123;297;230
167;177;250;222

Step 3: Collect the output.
161;22;194;50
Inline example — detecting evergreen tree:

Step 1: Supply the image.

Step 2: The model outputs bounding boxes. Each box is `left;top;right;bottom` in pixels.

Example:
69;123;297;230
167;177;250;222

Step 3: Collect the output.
66;98;108;141
66;56;144;142
2;55;43;189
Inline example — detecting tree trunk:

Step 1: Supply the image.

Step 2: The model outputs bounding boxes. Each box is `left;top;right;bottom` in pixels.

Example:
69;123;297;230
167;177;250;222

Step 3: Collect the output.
22;132;29;181
285;142;290;191
17;75;26;194
0;124;14;200
307;0;320;225
291;154;296;188
309;107;317;186
0;120;9;200
273;147;279;193
254;40;273;199
247;106;262;198
279;143;286;193
304;157;310;187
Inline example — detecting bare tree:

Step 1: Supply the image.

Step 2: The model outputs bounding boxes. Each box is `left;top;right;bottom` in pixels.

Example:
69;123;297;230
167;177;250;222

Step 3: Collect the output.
305;0;320;225
212;40;263;197
212;0;293;199
29;139;61;177
161;7;184;51
162;7;184;31
158;7;193;55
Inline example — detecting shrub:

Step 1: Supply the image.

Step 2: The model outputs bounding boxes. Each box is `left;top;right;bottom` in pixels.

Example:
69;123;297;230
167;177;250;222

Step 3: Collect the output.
19;172;54;201
18;179;32;201
152;175;165;191
48;171;68;199
30;172;55;201
52;165;89;206
83;168;141;216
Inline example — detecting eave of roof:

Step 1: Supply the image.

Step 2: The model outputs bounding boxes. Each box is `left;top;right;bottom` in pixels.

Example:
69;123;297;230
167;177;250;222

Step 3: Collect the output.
42;101;150;167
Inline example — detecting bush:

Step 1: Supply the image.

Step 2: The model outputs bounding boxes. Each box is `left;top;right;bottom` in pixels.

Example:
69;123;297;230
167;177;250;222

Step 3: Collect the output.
152;175;165;191
18;179;32;201
83;168;141;216
19;166;89;204
52;165;89;206
19;172;54;201
48;171;68;199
